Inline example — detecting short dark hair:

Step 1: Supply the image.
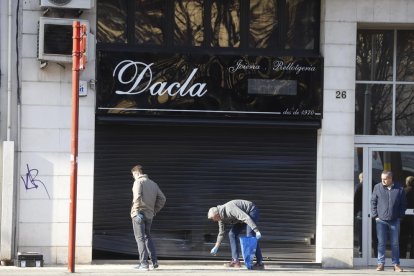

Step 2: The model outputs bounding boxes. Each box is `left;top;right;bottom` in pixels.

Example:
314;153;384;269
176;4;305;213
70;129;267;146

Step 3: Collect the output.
131;165;143;174
381;170;393;178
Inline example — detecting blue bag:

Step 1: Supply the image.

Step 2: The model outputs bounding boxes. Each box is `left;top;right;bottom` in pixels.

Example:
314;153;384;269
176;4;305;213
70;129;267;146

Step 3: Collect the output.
239;236;257;269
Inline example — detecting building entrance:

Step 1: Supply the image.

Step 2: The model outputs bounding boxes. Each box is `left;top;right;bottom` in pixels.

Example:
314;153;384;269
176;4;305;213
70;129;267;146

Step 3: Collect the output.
354;147;414;267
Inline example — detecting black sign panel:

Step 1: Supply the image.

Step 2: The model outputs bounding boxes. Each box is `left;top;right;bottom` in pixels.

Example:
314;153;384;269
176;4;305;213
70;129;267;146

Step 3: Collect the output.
96;51;323;120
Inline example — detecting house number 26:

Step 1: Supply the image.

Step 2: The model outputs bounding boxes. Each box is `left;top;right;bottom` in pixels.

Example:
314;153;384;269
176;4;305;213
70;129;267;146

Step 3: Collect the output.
336;90;347;99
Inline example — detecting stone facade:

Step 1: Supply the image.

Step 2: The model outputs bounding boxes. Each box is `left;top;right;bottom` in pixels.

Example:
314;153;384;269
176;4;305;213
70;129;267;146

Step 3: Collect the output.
0;0;413;268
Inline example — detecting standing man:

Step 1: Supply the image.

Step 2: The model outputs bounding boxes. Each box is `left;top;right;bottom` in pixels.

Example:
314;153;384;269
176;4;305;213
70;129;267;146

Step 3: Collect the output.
130;165;166;271
207;199;264;270
371;171;407;272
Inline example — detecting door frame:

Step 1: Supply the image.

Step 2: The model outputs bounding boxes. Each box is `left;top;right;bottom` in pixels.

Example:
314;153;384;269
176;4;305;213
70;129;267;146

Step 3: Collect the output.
354;145;414;267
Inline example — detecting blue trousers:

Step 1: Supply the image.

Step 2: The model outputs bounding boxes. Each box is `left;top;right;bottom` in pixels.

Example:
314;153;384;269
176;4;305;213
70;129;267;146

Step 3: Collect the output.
376;218;400;265
228;207;263;263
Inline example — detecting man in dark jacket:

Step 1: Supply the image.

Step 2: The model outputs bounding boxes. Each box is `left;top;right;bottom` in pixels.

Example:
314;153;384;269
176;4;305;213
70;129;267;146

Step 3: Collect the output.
371;171;407;272
207;199;264;270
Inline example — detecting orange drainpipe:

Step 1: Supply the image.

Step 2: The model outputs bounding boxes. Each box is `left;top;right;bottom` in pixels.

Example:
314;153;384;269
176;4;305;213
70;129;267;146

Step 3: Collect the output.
68;21;87;273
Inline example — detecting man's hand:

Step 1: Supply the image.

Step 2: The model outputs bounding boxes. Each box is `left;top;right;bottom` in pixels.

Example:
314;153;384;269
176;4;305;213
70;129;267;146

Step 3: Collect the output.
135;213;144;223
210;246;219;255
255;231;262;240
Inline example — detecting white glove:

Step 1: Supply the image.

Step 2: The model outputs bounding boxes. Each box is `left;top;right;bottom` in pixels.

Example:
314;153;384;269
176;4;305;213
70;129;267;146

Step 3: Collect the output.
255;231;262;240
210;246;219;255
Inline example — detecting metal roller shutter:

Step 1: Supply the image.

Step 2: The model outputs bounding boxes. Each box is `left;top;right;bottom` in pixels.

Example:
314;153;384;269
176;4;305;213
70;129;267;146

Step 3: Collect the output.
93;123;317;261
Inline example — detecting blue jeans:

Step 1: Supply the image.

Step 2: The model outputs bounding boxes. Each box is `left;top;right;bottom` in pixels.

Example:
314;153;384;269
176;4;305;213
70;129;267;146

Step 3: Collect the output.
132;214;157;266
376;218;400;265
228;207;263;263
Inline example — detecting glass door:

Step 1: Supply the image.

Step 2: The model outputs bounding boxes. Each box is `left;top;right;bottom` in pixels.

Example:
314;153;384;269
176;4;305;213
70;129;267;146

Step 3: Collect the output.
354;147;414;267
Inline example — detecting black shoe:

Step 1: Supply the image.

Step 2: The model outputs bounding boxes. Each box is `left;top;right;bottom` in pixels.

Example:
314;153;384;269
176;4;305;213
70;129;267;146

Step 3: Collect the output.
252;263;265;270
151;262;159;269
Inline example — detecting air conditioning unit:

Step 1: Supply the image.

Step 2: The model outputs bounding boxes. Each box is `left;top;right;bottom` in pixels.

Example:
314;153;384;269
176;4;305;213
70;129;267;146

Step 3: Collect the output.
39;0;94;10
38;17;92;63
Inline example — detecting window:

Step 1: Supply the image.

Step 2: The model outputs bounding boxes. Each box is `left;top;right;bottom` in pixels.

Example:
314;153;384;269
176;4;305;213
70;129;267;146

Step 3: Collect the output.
355;30;414;136
97;0;320;55
136;0;165;45
96;0;127;43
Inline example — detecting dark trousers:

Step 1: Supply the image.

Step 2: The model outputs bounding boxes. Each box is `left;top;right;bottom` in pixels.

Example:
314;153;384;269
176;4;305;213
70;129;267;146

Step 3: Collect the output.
400;217;414;259
132;215;157;266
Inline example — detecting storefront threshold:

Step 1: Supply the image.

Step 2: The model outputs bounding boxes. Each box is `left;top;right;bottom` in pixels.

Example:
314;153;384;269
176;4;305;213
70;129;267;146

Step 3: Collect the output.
92;259;322;268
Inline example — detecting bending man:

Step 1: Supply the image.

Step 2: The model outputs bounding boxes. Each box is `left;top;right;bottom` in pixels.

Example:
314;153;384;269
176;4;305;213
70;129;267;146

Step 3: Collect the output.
207;199;264;270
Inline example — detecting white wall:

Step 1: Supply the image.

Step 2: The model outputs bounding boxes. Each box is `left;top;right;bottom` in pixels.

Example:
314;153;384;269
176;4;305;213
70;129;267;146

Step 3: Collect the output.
0;0;19;262
0;0;9;141
18;0;96;264
317;0;414;268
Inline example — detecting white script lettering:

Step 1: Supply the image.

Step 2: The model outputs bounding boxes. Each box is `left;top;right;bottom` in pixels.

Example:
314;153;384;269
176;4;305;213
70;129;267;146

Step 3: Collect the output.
229;59;261;73
272;60;316;75
113;60;207;97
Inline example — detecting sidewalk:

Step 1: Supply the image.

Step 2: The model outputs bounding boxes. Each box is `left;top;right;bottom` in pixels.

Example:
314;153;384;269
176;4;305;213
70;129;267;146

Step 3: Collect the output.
0;261;413;276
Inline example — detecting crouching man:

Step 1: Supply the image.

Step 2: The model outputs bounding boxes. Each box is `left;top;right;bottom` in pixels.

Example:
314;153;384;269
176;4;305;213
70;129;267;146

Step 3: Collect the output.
207;199;264;270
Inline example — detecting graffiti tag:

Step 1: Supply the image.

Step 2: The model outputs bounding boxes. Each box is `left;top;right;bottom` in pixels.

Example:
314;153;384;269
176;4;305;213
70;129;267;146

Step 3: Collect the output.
21;164;51;199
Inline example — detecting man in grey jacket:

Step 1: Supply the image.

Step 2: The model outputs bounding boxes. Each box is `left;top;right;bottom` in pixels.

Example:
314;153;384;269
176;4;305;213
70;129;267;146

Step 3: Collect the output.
207;199;264;269
371;170;406;272
130;165;166;271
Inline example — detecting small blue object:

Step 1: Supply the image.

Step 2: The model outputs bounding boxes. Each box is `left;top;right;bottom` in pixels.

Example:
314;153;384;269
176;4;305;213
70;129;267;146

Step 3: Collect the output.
239;236;257;269
210;246;218;255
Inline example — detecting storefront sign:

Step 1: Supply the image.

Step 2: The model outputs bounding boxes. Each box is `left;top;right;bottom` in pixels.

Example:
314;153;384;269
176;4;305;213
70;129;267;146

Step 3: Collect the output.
113;61;207;97
97;51;323;120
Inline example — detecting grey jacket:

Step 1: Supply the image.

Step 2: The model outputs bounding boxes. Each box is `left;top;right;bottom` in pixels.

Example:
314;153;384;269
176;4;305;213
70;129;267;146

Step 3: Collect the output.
130;174;166;219
215;199;258;246
371;182;407;221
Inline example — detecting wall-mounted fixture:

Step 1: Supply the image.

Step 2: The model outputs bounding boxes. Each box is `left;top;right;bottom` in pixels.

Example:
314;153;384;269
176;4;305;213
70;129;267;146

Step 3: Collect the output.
38;17;92;63
39;0;94;10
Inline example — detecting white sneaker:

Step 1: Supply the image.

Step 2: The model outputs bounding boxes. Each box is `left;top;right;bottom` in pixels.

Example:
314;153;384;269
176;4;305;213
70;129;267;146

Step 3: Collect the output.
135;264;149;271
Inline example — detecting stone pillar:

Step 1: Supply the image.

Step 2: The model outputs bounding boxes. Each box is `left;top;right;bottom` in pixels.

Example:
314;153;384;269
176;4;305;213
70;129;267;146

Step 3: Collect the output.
317;0;357;268
1;141;16;261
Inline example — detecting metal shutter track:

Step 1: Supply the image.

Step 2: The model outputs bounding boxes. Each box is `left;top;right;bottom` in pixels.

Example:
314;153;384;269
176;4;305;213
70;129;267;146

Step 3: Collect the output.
93;124;316;261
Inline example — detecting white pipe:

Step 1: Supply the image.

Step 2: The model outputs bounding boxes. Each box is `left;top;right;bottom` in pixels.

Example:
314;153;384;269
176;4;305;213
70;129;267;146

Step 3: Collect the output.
7;0;13;141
